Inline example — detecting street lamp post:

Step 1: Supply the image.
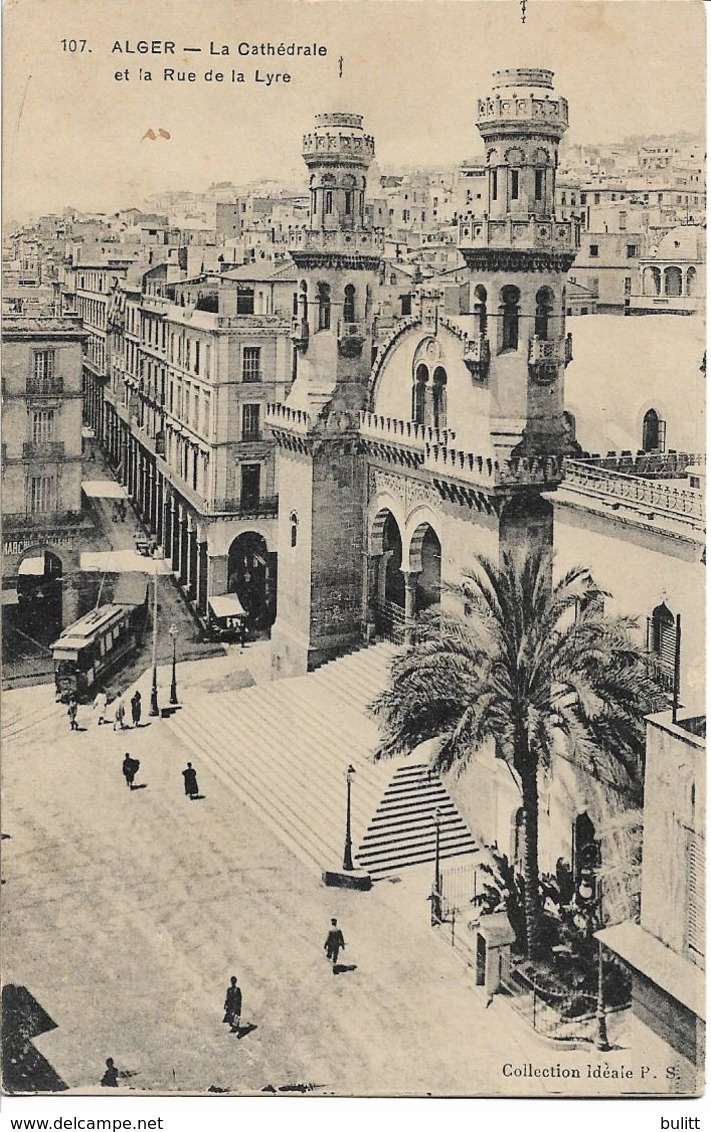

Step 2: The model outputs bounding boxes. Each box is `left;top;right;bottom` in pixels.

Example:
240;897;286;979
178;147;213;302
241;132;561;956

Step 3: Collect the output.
595;937;610;1051
431;807;443;925
149;567;160;717
343;764;355;872
168;623;179;705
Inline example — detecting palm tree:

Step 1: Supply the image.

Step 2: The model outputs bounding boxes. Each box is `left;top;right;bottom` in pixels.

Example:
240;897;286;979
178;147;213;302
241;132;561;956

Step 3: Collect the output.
371;544;664;959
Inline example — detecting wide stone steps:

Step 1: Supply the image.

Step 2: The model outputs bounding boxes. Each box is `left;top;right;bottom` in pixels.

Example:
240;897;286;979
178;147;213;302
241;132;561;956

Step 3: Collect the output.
356;764;478;877
167;642;478;880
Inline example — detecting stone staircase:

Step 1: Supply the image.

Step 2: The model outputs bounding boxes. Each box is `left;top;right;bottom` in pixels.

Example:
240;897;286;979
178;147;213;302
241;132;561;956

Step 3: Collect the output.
167;643;478;880
357;764;478;877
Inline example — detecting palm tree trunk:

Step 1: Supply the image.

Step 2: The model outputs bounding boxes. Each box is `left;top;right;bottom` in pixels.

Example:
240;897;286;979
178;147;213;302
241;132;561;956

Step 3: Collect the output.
516;733;543;959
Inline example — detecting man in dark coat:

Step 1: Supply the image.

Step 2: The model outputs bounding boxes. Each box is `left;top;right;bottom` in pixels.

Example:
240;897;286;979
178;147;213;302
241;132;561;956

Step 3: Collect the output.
324;918;345;971
223;975;242;1033
130;690;142;727
182;762;199;799
122;753;139;789
101;1057;119;1087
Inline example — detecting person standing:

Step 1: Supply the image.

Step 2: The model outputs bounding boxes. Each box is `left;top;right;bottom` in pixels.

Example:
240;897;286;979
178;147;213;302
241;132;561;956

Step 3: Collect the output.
223;975;242;1033
182;762;199;799
122;753;139;790
324;918;345;971
93;689;108;726
100;1057;119;1087
67;696;79;732
130;690;142;728
113;698;126;731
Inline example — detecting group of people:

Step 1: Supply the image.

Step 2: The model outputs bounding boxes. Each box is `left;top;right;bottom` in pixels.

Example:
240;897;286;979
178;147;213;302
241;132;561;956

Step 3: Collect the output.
76;683;143;729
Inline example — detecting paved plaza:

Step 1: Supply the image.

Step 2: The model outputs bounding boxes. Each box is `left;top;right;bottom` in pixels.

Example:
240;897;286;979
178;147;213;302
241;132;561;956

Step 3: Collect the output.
2;651;694;1098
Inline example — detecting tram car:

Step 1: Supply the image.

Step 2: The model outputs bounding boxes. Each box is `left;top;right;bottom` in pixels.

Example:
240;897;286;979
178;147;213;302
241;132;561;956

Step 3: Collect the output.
50;578;148;701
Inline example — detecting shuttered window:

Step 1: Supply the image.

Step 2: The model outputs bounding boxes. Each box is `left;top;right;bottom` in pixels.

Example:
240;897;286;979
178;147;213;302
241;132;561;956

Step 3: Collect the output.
686;830;705;965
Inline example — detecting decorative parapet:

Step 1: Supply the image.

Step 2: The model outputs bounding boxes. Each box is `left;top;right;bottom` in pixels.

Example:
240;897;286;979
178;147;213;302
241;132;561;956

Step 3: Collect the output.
458;216;579;253
359;412;455;450
563;459;705;529
425;444;564;491
577;451;705;481
287;229;384;257
266;402;313;435
476;91;569;137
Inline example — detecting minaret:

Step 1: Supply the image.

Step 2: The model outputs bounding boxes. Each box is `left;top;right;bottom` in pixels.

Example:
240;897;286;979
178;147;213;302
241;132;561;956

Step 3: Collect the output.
458;68;579;458
268;112;383;676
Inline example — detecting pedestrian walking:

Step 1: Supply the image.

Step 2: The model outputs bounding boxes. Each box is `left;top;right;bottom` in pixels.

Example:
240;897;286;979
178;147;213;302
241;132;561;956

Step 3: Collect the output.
113;698;126;731
223;975;242;1033
182;762;199;799
101;1058;119;1087
130;690;142;728
122;753;140;789
93;689;108;725
67;696;79;732
324;917;345;971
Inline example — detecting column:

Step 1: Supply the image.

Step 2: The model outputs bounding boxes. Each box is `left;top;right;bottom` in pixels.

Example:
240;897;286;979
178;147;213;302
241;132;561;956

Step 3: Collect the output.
171;501;180;572
187;526;198;601
179;515;189;586
155;473;164;543
364;552;380;640
197;541;209;617
401;569;421;647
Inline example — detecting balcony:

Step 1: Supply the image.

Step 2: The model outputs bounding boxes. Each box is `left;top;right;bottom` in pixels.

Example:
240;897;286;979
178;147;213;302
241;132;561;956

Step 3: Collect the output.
337;320;366;358
462;335;491;380
564;332;573;367
210;494;279;518
287;228;385;259
290;317;309;350
25;377;64;396
458;216;579;254
528;336;561;384
424;444;564;492
22;440;66;461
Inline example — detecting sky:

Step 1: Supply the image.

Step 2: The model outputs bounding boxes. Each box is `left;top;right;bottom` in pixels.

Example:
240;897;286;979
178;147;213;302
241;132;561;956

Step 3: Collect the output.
3;0;706;222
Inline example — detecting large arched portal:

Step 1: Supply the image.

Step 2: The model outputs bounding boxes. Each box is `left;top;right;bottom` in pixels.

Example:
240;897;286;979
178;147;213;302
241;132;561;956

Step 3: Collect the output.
16;549;63;645
409;522;442;615
369;508;405;639
227;531;276;634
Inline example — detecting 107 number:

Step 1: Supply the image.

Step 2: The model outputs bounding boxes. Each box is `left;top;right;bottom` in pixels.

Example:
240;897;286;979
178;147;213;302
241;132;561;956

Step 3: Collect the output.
61;39;89;52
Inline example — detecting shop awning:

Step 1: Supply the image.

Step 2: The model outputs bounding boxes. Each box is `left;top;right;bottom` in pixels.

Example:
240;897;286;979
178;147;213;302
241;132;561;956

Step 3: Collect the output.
82;480;130;500
1;589;19;606
209;593;247;620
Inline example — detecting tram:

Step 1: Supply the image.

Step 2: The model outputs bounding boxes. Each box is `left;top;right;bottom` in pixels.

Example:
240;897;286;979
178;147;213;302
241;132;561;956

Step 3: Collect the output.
50;583;148;701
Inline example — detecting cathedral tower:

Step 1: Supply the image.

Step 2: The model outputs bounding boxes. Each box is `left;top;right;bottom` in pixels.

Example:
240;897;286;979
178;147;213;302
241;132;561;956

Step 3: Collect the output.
458;68;579;458
269;112;383;676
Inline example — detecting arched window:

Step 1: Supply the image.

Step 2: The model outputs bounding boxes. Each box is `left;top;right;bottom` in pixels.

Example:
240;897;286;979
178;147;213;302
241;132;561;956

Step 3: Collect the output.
642;408;666;452
343;284;356;324
290;510;299;548
535;287;554;340
500;285;520;351
317;282;331;331
432;366;447;431
687;267;697;296
413;363;428;425
664;266;682;297
299;280;308;322
643;266;661;296
474;284;487;336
